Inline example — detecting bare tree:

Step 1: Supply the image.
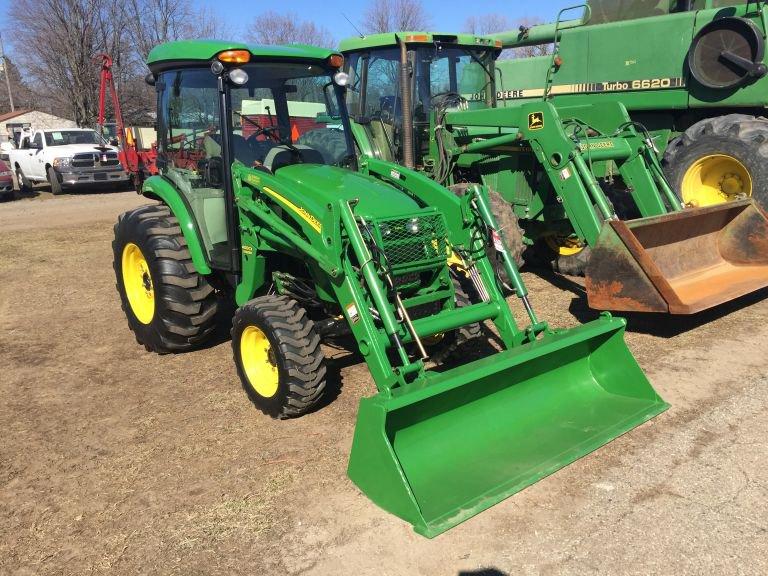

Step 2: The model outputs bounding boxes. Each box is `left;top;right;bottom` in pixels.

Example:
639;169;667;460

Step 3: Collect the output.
362;0;432;34
8;0;222;126
247;11;335;48
463;14;551;60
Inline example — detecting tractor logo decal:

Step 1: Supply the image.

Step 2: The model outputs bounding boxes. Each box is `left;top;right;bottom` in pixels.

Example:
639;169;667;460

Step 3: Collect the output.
528;112;544;131
494;77;686;101
262;186;322;234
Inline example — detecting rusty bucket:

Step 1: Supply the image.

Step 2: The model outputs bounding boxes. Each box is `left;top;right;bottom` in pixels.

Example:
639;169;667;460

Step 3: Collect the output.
586;199;768;314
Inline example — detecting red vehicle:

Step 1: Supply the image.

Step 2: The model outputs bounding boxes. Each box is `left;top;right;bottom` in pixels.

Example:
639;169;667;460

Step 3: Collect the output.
0;159;14;199
96;54;158;188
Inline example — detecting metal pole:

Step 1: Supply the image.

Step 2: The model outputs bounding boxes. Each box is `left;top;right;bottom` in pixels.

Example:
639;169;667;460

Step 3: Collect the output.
0;33;15;112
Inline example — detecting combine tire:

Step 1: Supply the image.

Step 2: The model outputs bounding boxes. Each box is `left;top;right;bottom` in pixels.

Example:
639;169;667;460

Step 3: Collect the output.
663;114;768;210
47;166;63;195
113;204;218;353
232;295;328;419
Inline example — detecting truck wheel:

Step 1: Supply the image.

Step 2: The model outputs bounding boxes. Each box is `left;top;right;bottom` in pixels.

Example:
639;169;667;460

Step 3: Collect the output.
15;166;31;195
113;204;218;353
232;295;327;419
663;114;768;210
47;166;63;195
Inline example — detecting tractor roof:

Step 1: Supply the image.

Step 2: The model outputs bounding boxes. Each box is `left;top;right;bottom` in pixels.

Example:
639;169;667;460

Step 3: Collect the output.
147;40;340;68
338;32;501;52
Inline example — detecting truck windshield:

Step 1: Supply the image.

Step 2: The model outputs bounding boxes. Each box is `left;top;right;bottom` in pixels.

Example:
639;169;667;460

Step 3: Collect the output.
416;46;495;109
45;130;102;146
228;62;355;167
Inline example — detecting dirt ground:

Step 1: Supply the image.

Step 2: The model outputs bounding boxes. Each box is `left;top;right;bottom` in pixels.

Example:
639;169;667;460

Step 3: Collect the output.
1;190;766;575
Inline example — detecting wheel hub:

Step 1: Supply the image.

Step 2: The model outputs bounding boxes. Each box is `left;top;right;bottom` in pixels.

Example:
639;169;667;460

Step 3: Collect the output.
682;154;753;207
121;243;155;325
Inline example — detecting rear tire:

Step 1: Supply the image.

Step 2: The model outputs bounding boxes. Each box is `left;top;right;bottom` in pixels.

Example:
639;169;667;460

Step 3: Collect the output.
449;185;525;285
663;114;768;210
15;166;31;195
47;166;63;195
232;295;327;419
113;204;218;353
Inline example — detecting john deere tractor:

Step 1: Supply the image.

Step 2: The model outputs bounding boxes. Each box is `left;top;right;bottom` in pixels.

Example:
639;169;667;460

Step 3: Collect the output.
113;40;668;537
495;1;768;211
339;30;768;314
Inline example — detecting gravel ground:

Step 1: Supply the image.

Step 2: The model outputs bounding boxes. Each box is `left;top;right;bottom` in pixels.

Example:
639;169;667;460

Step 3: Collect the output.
0;191;766;575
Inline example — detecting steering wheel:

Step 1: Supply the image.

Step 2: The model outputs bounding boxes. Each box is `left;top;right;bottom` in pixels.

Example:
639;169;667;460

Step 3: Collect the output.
234;111;281;142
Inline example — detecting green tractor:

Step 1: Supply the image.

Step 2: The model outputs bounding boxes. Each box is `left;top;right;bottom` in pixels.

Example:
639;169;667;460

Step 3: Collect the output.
338;29;768;314
495;1;768;211
113;40;668;537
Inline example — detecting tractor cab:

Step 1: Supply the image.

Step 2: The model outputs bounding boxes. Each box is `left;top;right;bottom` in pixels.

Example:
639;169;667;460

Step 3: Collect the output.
341;33;499;172
147;42;357;270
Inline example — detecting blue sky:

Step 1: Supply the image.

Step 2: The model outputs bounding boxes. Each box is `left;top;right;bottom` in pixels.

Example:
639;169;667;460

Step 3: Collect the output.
201;0;573;37
0;0;575;53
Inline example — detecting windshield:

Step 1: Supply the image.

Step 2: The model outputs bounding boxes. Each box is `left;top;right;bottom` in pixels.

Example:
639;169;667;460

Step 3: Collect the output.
45;130;102;146
416;46;496;110
227;62;355;168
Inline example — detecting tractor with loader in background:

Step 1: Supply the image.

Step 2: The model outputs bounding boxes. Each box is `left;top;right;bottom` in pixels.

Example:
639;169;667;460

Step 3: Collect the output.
113;40;668;537
494;1;768;212
338;29;768;314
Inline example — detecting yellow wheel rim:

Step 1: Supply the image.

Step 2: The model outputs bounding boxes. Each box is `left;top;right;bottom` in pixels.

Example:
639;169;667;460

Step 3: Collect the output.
121;243;155;325
240;325;279;398
545;234;585;257
681;154;753;207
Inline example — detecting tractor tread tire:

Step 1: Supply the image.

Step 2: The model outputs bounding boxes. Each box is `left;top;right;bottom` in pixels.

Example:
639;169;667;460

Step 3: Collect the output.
429;280;482;365
231;295;328;419
553;246;592;277
113;203;218;353
663;114;768;209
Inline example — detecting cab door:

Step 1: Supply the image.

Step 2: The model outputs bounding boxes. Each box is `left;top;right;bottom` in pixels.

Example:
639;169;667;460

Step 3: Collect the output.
29;132;46;179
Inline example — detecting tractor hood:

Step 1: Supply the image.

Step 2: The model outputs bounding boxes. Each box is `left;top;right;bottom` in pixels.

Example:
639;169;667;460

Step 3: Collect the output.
274;164;422;219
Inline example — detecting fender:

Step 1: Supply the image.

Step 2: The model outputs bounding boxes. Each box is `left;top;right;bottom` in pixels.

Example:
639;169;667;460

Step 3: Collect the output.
141;175;212;275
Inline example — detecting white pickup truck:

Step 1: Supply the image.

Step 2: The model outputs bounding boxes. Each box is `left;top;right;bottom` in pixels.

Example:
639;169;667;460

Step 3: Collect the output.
9;128;130;194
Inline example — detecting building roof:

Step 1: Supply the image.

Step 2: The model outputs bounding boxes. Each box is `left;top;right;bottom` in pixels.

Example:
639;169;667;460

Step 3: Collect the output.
146;40;340;70
0;109;33;123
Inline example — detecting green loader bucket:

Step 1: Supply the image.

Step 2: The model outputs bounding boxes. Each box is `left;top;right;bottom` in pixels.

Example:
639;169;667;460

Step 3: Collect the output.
347;315;668;538
586;199;768;314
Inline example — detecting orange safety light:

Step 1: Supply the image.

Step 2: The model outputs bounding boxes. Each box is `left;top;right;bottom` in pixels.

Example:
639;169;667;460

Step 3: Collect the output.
218;50;251;64
494;40;503;48
328;54;344;68
405;34;430;42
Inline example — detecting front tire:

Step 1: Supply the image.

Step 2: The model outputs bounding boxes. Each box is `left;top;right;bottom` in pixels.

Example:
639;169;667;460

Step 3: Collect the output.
15;166;31;195
663;114;768;210
47;166;63;195
113;204;218;352
232;295;328;419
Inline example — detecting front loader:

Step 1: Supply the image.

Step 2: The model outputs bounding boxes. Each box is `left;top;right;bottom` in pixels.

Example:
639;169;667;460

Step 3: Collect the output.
113;40;667;537
339;32;768;314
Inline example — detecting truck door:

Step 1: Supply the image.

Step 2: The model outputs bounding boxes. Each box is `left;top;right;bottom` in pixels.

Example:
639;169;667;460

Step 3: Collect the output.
29;132;45;179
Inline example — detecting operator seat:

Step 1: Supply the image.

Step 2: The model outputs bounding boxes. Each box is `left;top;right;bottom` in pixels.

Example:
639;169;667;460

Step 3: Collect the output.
263;145;325;172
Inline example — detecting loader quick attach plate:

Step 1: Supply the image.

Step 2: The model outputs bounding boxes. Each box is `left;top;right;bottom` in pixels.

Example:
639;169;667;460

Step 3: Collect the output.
586;199;768;314
347;315;668;537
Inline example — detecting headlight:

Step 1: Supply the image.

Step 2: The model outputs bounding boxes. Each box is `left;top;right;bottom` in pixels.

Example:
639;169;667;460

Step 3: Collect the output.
0;171;12;177
407;218;420;234
380;223;392;237
333;71;349;86
52;157;71;169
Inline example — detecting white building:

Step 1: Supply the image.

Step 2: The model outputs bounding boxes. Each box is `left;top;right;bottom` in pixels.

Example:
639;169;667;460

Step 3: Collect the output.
0;109;77;145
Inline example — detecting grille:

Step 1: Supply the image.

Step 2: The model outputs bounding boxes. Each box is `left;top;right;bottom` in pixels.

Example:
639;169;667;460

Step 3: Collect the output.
71;151;120;168
373;213;449;274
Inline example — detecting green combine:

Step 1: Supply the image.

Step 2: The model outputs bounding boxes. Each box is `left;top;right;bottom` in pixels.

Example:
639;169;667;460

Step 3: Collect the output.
113;40;667;537
495;1;768;211
338;28;768;314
